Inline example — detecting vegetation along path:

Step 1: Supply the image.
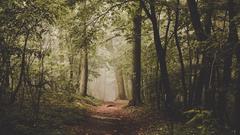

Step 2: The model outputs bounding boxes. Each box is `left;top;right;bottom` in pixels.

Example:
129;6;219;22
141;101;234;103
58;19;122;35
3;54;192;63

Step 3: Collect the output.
1;0;239;134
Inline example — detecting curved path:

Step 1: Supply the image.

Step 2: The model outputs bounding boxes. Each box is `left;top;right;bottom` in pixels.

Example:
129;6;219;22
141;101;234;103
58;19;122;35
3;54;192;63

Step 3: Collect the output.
68;100;141;135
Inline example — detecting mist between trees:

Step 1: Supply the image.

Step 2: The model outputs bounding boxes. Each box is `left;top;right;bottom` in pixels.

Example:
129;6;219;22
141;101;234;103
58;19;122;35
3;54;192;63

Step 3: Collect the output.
0;0;240;135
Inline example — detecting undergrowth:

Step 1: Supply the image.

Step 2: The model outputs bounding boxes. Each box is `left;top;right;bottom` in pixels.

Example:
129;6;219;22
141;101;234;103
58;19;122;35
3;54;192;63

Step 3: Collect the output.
0;93;101;135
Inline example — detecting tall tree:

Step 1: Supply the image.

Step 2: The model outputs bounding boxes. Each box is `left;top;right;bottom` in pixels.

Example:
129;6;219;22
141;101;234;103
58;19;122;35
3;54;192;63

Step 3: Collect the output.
141;0;174;111
187;0;213;107
174;0;187;107
226;0;240;132
130;0;143;106
78;0;89;97
219;0;239;123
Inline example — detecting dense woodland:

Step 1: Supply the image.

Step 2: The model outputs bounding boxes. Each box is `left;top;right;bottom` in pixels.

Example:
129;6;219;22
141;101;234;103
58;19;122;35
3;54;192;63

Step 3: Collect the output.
1;0;240;135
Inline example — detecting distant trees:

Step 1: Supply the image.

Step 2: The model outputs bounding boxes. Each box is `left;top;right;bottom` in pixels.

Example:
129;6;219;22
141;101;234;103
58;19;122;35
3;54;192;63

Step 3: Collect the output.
1;0;240;133
66;0;103;97
115;67;127;100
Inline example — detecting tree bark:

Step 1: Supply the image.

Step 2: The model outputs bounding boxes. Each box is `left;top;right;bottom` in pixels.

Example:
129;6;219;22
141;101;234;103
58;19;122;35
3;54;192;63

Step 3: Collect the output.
187;0;213;107
227;0;240;131
79;48;88;96
151;1;174;111
174;0;187;107
203;1;215;110
186;23;193;106
141;0;175;111
220;0;239;123
141;0;174;111
187;0;206;106
1;45;11;99
79;0;88;97
187;0;207;41
130;0;142;106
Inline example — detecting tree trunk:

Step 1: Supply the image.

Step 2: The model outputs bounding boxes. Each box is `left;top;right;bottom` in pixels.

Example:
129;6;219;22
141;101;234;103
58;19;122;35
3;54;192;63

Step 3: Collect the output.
235;31;240;132
155;62;161;110
202;1;214;110
187;0;206;107
115;68;127;100
130;0;142;106
79;0;88;97
186;23;193;107
0;43;11;102
235;55;240;133
141;0;174;111
227;0;240;131
79;48;88;96
150;1;174;112
187;0;213;107
174;0;187;107
10;32;29;104
1;46;11;98
220;0;238;123
187;0;207;41
69;54;74;91
77;52;82;88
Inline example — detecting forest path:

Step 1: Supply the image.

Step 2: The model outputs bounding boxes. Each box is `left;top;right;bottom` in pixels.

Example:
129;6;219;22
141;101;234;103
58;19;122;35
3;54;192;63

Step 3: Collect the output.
89;100;130;119
67;100;141;135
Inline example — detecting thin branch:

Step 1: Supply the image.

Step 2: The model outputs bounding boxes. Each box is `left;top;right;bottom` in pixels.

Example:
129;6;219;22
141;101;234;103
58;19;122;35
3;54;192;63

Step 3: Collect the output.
86;0;128;26
141;0;152;20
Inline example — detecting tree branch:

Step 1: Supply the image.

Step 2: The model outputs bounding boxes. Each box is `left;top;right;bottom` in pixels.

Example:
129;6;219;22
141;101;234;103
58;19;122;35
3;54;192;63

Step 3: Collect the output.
86;0;128;27
140;0;152;20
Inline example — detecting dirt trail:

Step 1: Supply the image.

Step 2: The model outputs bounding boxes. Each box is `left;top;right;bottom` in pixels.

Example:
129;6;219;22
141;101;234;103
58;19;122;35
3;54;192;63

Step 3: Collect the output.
68;100;140;135
90;100;130;119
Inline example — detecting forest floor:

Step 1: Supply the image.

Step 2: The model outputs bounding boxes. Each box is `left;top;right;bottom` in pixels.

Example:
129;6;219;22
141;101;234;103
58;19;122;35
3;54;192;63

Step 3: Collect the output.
65;100;182;135
66;100;142;135
1;96;151;135
1;96;231;135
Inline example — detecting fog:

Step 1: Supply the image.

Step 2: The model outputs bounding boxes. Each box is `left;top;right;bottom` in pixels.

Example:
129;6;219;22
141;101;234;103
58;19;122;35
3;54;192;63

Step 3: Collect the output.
88;67;118;101
87;28;128;101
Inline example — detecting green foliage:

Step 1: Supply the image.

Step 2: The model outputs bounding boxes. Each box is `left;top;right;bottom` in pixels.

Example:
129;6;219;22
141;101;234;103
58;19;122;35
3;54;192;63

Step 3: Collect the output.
184;109;218;135
0;0;240;134
0;92;102;135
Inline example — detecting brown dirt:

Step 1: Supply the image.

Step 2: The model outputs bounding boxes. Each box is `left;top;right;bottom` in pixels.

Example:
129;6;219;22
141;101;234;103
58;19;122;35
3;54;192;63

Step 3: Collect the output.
89;100;131;119
66;100;143;135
